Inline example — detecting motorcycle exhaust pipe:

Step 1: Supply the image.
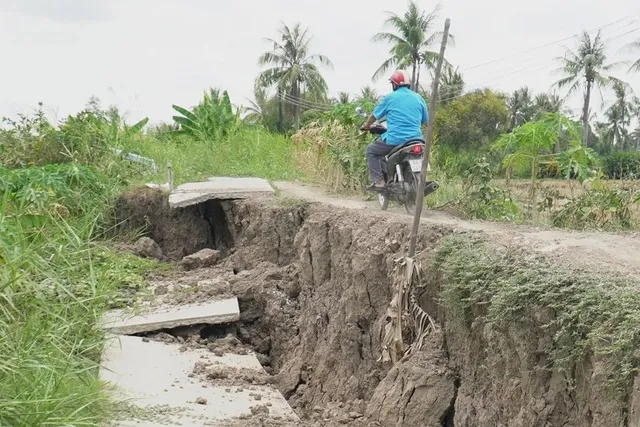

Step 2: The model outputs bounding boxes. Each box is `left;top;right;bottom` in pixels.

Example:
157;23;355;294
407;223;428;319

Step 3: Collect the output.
396;165;404;182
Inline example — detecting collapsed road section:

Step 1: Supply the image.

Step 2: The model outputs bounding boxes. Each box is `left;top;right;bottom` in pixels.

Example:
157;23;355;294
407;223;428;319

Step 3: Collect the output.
105;180;640;427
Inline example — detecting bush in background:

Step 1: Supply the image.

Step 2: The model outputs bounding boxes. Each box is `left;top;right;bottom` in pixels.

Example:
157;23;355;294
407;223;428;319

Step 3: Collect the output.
601;151;640;180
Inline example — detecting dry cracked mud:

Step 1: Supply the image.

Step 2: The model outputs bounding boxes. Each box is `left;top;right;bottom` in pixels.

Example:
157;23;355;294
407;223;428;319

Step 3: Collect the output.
112;183;640;427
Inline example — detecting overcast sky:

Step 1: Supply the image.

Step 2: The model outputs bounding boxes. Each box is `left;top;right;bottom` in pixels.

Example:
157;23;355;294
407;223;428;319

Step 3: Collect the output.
1;0;639;125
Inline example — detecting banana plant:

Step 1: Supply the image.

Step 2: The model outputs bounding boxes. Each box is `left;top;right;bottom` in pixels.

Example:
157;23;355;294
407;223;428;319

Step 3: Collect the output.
172;89;243;144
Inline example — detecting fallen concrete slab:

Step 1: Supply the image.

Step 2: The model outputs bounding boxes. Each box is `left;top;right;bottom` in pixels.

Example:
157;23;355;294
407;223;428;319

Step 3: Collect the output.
101;298;239;335
169;177;275;208
101;335;298;426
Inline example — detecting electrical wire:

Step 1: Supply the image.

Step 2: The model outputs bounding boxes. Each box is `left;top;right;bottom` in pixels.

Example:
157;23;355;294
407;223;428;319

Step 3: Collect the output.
461;12;640;72
275;92;332;111
263;14;640;115
431;22;640;107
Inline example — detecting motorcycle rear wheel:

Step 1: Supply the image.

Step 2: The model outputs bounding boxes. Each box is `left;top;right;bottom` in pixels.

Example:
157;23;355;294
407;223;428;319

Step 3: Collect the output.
403;169;420;215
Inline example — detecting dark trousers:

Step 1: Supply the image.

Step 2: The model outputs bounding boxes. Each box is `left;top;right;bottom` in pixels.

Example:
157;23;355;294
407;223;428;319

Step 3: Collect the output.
366;138;394;182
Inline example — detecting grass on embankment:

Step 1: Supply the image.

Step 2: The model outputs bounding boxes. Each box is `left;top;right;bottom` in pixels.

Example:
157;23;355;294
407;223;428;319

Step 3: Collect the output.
124;129;302;186
433;234;640;394
0;165;165;426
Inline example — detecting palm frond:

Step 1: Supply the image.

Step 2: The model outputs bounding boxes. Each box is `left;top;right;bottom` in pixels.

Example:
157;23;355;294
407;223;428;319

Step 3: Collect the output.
258;51;286;67
372;57;398;81
373;32;409;45
306;54;334;68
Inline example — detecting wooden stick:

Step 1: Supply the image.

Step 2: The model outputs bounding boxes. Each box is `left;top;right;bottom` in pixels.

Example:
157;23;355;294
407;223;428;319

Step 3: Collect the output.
408;18;451;257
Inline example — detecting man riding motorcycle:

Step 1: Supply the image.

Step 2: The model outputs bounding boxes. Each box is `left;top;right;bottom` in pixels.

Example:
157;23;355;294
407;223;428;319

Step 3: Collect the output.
361;70;429;189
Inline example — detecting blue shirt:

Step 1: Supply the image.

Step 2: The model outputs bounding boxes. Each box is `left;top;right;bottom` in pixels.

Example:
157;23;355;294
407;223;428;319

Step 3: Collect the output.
372;87;429;146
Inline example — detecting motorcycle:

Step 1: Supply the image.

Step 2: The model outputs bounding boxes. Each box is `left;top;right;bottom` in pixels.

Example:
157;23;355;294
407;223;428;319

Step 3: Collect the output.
356;106;439;215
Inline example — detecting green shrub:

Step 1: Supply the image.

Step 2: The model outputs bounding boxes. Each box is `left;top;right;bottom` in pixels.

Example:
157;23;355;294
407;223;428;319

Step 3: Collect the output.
551;181;640;230
0;103;148;169
0;164;111;217
601;151;640;179
455;157;519;221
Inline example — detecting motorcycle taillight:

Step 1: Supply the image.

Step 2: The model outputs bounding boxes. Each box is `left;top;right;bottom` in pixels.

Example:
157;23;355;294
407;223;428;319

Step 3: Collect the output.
411;145;423;154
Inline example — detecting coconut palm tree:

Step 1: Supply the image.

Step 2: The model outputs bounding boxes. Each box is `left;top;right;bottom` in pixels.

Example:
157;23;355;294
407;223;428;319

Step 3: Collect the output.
627;37;640;72
439;65;464;105
554;30;621;146
336;92;351;104
244;86;271;125
372;2;452;90
359;86;380;103
533;93;563;120
605;81;634;150
256;22;333;130
507;87;534;129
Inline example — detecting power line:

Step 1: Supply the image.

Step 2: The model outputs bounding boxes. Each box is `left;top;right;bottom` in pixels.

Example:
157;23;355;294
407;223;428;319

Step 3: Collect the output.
275;92;332;111
267;17;640;118
431;22;640;107
461;12;640;72
603;24;640;44
277;92;325;109
279;94;329;111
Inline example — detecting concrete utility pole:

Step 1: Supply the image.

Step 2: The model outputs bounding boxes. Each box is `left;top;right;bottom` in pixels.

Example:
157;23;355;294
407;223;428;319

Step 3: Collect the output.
408;18;451;257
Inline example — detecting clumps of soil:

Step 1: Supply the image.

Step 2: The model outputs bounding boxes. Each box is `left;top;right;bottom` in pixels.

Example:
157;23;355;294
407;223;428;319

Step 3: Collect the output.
191;360;272;387
134;236;164;260
180;248;220;270
113;186;235;260
109;402;188;426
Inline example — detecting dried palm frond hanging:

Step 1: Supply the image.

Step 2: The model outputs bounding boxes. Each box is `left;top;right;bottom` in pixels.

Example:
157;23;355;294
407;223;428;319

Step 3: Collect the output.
379;256;438;365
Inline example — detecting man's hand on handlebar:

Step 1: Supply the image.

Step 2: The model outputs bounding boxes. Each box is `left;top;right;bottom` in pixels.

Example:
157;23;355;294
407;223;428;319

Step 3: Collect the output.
361;114;376;132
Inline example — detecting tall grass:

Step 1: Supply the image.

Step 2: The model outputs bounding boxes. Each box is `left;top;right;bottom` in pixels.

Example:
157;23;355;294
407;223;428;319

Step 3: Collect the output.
124;128;301;185
0;164;161;427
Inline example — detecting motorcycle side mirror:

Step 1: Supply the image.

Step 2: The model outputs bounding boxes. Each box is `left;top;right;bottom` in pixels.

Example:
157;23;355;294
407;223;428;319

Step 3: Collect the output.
355;106;367;117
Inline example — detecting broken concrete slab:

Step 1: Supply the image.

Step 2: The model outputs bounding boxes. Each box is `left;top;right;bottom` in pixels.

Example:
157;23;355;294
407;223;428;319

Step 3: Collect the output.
101;298;239;335
169;177;275;208
101;335;298;426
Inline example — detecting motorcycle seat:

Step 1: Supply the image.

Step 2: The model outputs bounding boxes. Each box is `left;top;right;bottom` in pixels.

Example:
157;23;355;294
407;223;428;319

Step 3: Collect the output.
386;139;426;158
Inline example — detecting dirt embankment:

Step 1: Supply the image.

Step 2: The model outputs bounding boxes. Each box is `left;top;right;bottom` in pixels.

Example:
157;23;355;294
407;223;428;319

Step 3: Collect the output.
115;187;640;427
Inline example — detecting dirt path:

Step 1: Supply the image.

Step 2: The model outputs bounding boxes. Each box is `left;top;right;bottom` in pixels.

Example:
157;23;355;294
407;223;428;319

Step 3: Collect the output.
274;181;640;277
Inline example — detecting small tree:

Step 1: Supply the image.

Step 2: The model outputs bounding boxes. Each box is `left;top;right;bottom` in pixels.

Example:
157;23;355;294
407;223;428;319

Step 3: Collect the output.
493;113;583;222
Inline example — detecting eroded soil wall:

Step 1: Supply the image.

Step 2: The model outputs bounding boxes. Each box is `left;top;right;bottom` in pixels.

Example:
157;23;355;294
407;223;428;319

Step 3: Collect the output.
115;190;640;426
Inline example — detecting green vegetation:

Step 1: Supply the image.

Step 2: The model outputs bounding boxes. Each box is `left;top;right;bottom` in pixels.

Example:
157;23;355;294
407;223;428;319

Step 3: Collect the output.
171;89;243;143
434;234;640;392
0;162;161;427
494;113;583;219
126;128;300;185
2;4;640;426
601;151;640;179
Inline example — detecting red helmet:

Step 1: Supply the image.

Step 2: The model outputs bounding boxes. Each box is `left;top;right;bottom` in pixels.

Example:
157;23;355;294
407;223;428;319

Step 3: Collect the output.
389;70;411;87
